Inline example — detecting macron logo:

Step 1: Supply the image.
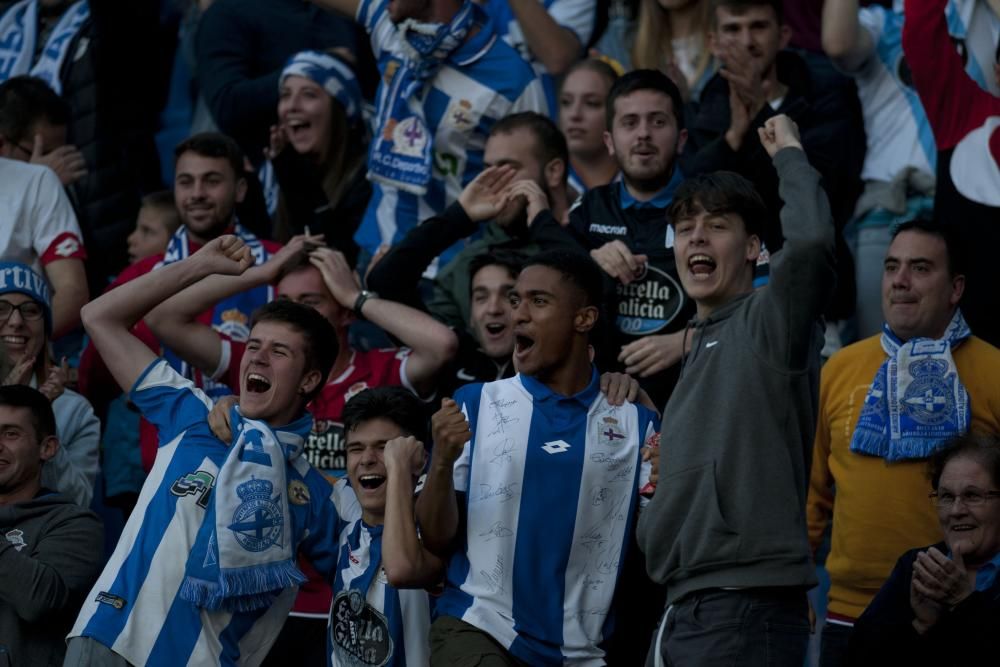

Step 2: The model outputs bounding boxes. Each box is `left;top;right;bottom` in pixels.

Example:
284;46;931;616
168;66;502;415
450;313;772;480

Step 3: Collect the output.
542;440;571;455
589;223;627;235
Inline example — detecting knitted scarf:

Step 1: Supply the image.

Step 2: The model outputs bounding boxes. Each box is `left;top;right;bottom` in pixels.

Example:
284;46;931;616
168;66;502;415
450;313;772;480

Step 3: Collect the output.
0;0;89;94
367;1;475;195
850;310;971;462
180;406;312;611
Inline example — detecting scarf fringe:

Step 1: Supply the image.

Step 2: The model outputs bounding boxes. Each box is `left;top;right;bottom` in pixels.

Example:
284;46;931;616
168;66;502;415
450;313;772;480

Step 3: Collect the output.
181;560;307;612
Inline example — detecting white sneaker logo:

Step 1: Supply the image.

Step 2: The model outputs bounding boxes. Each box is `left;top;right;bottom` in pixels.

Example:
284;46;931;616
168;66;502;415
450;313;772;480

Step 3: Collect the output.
705;341;719;348
542;440;571;455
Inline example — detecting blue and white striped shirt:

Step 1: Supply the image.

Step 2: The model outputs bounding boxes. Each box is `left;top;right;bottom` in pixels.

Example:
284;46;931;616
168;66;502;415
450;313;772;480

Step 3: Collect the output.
482;0;595;111
437;370;659;665
354;0;548;276
69;360;357;666
328;520;431;666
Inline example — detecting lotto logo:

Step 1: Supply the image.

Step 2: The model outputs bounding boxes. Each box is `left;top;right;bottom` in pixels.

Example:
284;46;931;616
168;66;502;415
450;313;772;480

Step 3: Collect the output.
55;237;80;257
542;440;571;455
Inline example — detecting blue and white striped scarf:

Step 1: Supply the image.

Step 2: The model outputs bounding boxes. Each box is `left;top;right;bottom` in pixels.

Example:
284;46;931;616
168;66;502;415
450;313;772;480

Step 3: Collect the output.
180;406;312;612
850;311;971;462
0;0;89;94
367;1;475;195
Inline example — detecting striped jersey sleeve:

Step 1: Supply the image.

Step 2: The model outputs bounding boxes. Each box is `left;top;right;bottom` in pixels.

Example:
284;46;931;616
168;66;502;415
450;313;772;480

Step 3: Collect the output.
129;359;214;447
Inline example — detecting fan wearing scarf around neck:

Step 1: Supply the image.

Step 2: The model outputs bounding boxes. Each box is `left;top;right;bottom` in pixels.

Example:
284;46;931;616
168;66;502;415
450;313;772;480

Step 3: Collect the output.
806;217;1000;643
66;236;360;666
309;0;547;272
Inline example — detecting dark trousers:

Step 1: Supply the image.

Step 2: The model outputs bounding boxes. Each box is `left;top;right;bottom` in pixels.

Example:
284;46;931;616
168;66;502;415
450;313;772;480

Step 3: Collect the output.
429;616;528;667
818;621;853;667
646;588;811;667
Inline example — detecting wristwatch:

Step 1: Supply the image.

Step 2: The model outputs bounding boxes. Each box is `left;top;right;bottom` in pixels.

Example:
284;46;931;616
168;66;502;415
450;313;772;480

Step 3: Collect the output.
353;289;378;320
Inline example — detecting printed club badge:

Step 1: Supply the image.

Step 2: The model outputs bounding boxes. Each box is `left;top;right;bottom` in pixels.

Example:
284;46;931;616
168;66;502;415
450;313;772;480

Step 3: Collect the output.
331;590;393;666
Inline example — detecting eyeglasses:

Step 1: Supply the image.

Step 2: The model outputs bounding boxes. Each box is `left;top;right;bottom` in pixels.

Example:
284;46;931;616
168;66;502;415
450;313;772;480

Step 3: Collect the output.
0;299;44;321
929;490;1000;509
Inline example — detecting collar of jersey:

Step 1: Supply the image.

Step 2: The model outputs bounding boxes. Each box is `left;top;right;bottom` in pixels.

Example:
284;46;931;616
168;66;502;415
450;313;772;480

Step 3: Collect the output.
450;4;497;67
618;167;683;210
518;366;600;406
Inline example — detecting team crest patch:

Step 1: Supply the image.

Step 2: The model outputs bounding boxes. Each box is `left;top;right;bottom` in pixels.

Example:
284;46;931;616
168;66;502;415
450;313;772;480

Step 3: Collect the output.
288;479;311;506
170;470;216;509
391;116;429;158
228;479;284;552
331;590;393;666
216;308;250;340
4;529;26;552
599;416;627;447
444;97;478;132
902;358;955;426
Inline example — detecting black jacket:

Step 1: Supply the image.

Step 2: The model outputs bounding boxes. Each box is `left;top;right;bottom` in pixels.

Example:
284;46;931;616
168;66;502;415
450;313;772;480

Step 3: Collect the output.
682;50;864;319
849;543;1000;667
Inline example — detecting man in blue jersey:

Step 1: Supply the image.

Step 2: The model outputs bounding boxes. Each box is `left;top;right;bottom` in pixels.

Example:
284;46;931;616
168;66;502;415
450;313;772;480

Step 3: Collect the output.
65;236;351;666
417;249;661;665
329;386;444;665
309;0;547;274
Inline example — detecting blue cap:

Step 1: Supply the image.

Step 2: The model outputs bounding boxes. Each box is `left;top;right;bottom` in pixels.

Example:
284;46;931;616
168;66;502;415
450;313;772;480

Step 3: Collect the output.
0;262;52;336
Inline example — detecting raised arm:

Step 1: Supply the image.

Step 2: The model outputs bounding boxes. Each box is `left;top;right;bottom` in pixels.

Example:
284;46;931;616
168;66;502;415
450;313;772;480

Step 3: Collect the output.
81;236;253;393
44;258;89;339
145;235;317;376
505;0;588;76
416;398;471;556
381;436;446;588
310;247;459;397
821;0;874;72
752;115;835;368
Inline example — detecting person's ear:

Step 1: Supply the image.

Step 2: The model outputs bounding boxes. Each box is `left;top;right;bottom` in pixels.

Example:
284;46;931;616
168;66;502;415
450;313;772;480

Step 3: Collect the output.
235;176;248;204
298;369;323;397
574;305;599;333
39;435;58;463
779;24;793;50
544;157;564;191
745;234;761;264
951;274;966;306
603;130;615;157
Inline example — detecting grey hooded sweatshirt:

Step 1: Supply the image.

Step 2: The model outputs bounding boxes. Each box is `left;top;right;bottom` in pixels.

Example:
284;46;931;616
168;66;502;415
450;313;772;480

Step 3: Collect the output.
0;491;103;666
637;148;835;605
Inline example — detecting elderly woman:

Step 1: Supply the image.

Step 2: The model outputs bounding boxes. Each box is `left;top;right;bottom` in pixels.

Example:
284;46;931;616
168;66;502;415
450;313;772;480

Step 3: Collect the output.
849;432;1000;665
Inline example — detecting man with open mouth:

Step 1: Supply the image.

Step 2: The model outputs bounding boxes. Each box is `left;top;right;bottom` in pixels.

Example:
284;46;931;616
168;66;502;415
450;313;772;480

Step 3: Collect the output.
143;235;457;663
66;236;356;665
639;115;835;666
417;249;661;666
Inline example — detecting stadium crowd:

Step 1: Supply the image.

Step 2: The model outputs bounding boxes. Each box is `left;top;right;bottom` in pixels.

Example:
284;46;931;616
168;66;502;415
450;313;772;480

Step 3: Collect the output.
1;0;999;665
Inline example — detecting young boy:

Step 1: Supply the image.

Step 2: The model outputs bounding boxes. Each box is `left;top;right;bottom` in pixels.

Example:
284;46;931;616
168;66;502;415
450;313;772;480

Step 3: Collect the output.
330;386;443;665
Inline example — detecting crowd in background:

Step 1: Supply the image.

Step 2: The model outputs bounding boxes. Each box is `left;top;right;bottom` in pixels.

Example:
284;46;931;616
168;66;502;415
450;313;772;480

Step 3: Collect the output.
2;0;1000;665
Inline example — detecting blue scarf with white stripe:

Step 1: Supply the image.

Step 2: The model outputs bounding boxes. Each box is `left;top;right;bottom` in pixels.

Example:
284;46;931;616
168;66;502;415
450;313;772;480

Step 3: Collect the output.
0;0;89;94
850;311;971;462
180;407;312;612
367;2;475;196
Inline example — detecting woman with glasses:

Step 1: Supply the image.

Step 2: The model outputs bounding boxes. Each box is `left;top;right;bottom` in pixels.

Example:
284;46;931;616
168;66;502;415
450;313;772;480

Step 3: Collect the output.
0;261;99;508
848;432;1000;665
